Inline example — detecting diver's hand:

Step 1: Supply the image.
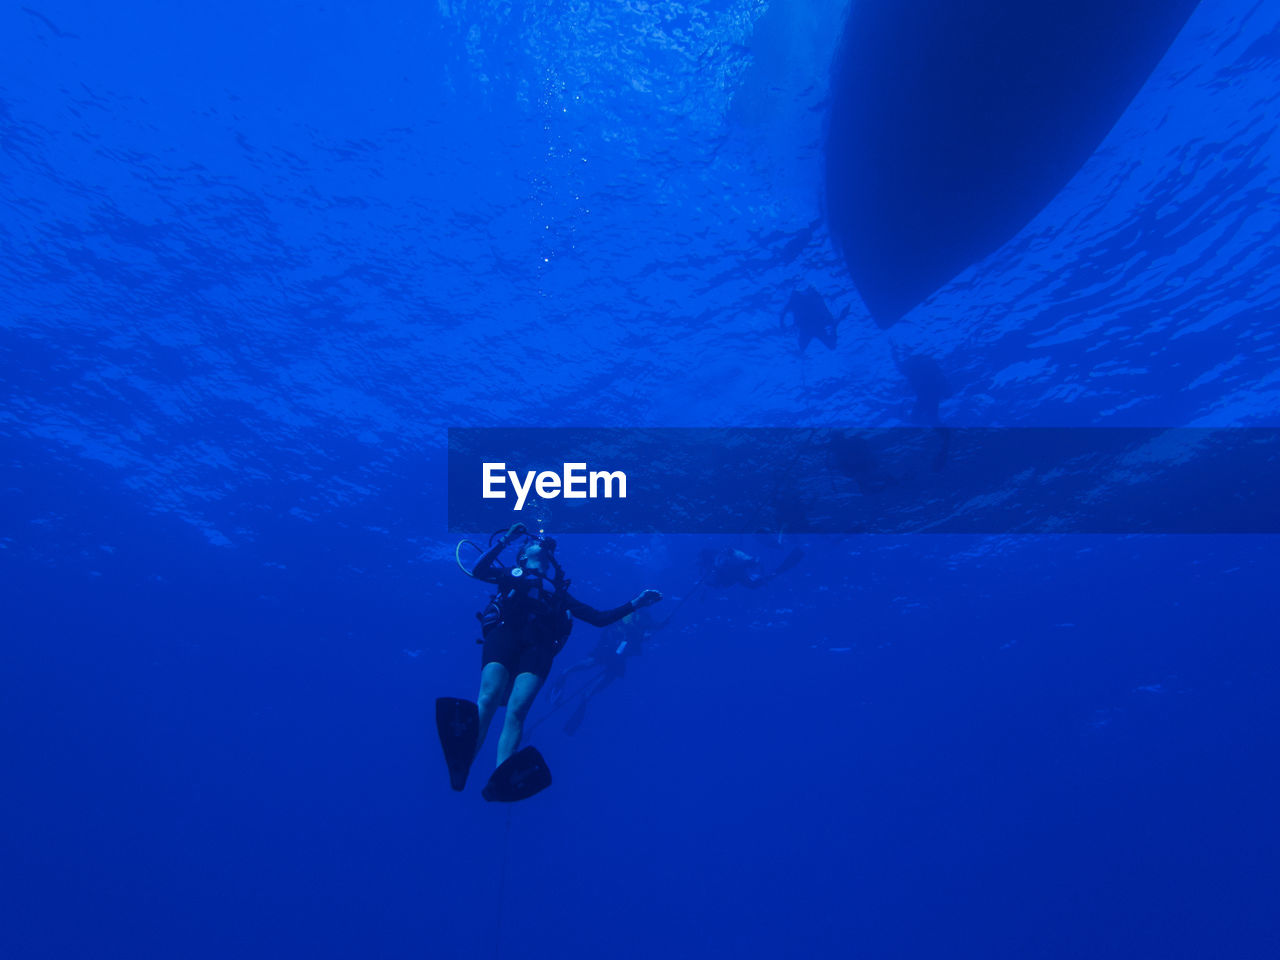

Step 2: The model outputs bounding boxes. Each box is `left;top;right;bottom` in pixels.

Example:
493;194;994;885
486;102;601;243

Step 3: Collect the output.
504;522;527;543
632;589;663;608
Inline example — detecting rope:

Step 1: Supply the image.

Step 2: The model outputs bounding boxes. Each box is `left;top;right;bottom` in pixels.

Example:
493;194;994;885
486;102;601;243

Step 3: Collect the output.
525;670;602;737
523;578;707;738
653;574;706;632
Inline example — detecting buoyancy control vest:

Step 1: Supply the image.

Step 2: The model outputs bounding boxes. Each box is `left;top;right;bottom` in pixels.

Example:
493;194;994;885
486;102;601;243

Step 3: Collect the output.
475;565;574;654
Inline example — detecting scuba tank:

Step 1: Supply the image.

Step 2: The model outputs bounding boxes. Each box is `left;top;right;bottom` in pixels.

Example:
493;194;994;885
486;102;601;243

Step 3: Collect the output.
462;526;574;652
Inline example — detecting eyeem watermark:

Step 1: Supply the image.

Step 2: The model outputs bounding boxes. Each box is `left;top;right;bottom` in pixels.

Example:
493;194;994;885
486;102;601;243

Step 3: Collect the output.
482;462;627;511
450;428;1280;533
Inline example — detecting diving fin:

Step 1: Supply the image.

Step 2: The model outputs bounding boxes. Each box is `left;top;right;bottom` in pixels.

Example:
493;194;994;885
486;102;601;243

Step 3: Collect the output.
563;699;587;737
435;697;479;791
482;746;553;802
774;547;804;576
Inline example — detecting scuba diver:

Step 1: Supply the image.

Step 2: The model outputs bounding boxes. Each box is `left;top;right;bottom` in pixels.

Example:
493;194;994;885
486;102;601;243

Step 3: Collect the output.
697;546;803;590
437;522;662;802
782;286;850;352
827;430;905;494
893;350;954;471
548;607;657;736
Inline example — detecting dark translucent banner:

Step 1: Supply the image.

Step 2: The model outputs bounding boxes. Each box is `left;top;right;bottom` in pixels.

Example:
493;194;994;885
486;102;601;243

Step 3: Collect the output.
447;428;1280;534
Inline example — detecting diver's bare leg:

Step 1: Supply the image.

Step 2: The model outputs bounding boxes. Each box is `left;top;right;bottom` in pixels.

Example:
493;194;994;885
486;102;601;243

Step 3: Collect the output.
497;671;544;766
475;661;510;760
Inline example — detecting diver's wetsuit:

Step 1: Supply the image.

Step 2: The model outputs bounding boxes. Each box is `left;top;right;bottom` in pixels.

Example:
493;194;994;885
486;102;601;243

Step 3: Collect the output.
474;558;635;679
591;627;639;677
558;620;644;687
700;549;768;589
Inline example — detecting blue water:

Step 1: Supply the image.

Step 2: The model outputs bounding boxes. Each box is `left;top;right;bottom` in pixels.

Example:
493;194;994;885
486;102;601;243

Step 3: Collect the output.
3;1;1279;957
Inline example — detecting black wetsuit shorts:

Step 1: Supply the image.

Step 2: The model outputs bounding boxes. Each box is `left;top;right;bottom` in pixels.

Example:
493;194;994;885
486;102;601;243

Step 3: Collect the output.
481;622;558;679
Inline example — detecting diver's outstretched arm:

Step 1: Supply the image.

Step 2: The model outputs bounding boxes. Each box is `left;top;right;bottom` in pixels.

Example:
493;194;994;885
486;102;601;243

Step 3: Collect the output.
565;589;662;627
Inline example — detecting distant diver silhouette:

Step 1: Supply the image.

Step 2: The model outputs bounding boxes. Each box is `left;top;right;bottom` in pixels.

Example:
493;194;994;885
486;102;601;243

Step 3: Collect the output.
827;432;901;495
782;287;849;352
896;353;952;426
697;547;804;590
895;352;954;471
